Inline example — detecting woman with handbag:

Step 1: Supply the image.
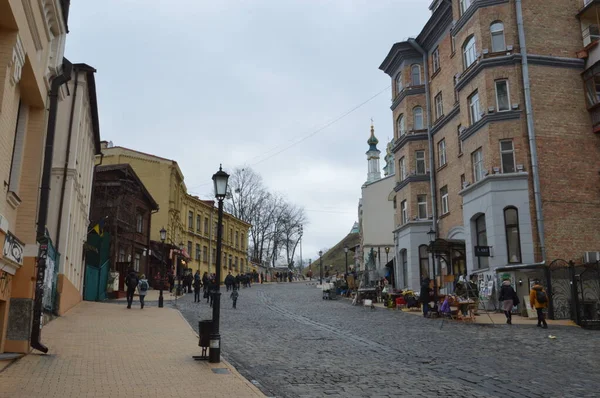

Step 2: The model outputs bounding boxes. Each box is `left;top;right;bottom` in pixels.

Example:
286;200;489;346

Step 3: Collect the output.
499;274;519;324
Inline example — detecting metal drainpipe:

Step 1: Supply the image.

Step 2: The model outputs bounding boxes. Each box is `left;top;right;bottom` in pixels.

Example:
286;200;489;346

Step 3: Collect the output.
55;69;79;251
408;39;437;236
516;0;546;261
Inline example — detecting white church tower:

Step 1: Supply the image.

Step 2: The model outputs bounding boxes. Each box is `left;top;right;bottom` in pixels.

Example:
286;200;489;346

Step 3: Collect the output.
366;123;381;183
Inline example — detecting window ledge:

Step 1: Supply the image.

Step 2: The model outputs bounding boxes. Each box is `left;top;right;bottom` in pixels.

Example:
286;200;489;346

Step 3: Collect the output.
7;191;21;210
458;152;464;158
431;68;441;81
437;163;448;172
439;212;451;220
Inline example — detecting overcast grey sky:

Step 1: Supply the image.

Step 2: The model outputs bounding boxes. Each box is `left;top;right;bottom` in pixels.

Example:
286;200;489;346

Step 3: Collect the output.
66;0;429;263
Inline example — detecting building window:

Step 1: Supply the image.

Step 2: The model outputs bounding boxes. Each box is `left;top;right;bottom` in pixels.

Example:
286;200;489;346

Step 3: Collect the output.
212;248;216;264
134;252;141;271
118;247;126;263
395;72;403;94
413;107;424;130
457;125;463;155
9;102;28;194
434;92;443;120
459;0;472;16
468;91;481;125
235;231;239;248
397;115;406;137
583;63;600;107
495;80;510;111
204;217;209;235
419;245;430;281
229;229;233;245
136;213;143;233
504;207;522;263
440;186;449;215
411;64;421;86
475;214;489;269
196;244;201;260
400;249;408;287
416;151;426;175
463;36;477;70
393;196;397;209
188;211;193;229
500;140;516;173
417;194;427;219
472;148;484;182
432;47;440;72
196;215;201;232
438;139;447;166
399;157;406;180
451;35;456;54
229;255;233;268
460;174;466;189
401;200;408;224
235;257;238;270
187;241;192;257
490;21;506;52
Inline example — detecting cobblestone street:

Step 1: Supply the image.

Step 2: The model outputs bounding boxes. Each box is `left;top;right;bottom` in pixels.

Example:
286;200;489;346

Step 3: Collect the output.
176;282;600;398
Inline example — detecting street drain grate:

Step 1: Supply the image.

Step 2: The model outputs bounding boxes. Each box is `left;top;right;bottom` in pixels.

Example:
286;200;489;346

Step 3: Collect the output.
211;368;230;374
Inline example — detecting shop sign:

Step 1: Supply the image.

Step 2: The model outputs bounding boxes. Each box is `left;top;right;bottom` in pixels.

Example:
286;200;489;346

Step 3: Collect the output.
3;232;24;265
474;246;491;257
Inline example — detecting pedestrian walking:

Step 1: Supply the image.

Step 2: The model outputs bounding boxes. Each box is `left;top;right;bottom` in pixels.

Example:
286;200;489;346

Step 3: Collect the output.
260;272;264;284
138;274;149;309
209;277;218;307
230;287;239;309
193;276;201;303
168;272;174;293
530;279;549;328
202;272;209;294
125;268;139;309
225;272;234;291
419;278;434;318
499;274;519;324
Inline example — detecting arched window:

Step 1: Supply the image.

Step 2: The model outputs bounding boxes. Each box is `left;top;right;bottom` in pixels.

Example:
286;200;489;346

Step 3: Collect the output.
397;115;406;136
411;65;421;86
413;107;424;130
475;214;489;269
490;22;505;52
400;249;408;287
395;73;403;94
463;36;477;69
419;245;430;281
504;207;522;263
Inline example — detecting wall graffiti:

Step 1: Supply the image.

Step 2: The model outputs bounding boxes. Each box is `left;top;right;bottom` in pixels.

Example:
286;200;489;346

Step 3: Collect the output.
3;232;24;265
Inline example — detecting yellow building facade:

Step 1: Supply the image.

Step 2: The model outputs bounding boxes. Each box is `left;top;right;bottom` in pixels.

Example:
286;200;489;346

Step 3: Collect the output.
0;0;70;353
100;144;251;282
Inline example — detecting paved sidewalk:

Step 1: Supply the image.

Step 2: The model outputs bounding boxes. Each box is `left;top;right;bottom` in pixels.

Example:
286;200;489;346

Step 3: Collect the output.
0;302;264;398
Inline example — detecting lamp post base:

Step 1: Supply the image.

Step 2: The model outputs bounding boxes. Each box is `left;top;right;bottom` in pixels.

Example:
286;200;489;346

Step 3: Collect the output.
209;292;222;363
158;289;164;308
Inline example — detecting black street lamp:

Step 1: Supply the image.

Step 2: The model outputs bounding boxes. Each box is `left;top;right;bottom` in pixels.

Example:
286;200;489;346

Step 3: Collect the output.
344;245;349;282
209;165;229;364
158;227;167;308
385;246;390;266
319;250;323;285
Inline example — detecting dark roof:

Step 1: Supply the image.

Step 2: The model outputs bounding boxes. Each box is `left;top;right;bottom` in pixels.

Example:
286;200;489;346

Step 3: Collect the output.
378;41;421;76
61;0;70;32
95;164;159;210
72;63;101;154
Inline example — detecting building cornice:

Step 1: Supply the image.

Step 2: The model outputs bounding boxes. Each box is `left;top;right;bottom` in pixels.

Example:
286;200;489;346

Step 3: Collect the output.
459;172;529;196
391;86;425;111
392;131;428;153
379;42;422;77
430;104;460;136
394;173;430;192
452;0;510;38
527;55;584;69
393;219;433;234
460;110;522;141
417;0;453;50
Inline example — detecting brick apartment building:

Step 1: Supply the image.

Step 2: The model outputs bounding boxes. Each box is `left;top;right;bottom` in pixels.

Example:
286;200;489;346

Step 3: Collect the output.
380;0;600;294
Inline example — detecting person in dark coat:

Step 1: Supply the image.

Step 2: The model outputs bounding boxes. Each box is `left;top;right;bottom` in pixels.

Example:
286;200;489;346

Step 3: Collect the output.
193;276;201;303
419;278;433;318
125;268;139;309
202;272;209;294
225;272;235;291
499;274;519;324
209;277;218;307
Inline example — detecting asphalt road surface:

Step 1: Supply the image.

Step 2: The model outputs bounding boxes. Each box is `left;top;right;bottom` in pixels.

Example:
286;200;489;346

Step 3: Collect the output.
175;282;600;398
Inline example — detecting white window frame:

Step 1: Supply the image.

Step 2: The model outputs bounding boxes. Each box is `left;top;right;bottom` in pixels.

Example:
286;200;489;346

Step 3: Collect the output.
490;21;506;52
416;151;426;175
395;72;403;94
134;252;141;271
411;64;421;86
460;0;472;16
440;186;449;215
457;125;463;155
435;92;443;120
469;91;481;125
438;139;447;166
397;114;406;137
472;148;484;182
399;157;406;180
188;211;193;229
136;213;143;233
401;200;408;224
500;140;516;173
432;47;440;72
196;244;201;260
413;107;424;130
417;194;427;219
495;80;510;112
463;36;477;69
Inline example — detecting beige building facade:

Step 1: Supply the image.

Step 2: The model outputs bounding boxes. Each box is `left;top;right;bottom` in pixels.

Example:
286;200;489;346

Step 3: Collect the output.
380;0;600;292
47;63;101;316
0;0;70;353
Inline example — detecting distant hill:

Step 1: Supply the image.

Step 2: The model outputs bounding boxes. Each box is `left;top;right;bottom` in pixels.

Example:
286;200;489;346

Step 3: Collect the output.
304;232;360;277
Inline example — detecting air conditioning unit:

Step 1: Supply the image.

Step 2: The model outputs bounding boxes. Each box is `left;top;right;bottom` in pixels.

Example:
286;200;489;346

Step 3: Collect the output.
584;251;600;263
